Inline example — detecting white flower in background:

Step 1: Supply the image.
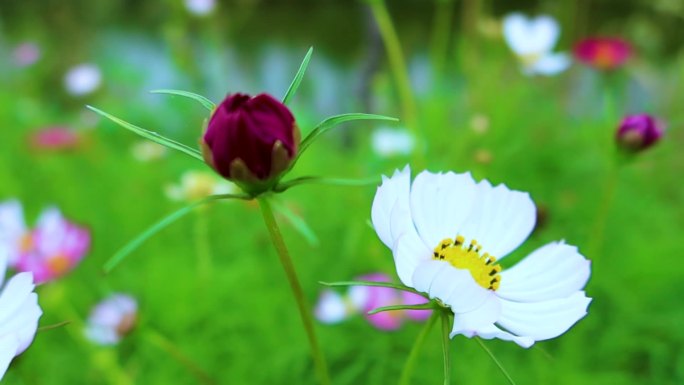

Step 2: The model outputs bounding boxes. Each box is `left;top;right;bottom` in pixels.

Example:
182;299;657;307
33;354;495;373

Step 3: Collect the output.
84;294;137;346
64;63;102;96
131;140;168;162
165;170;235;202
502;13;570;76
371;127;415;157
184;0;216;16
371;167;591;347
314;289;352;324
0;246;42;380
0;200;28;266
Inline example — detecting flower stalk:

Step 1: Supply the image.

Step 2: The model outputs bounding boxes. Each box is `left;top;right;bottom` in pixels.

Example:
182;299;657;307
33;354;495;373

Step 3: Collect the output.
441;311;451;385
398;310;439;385
257;197;331;385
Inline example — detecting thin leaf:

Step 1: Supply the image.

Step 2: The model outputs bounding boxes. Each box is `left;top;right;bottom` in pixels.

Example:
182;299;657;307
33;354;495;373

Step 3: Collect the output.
38;321;71;333
282;47;313;105
104;193;251;273
274;176;378;192
270;199;319;247
367;303;434;315
475;338;518;385
319;280;422;295
87;105;204;162
150;89;216;111
298;113;399;158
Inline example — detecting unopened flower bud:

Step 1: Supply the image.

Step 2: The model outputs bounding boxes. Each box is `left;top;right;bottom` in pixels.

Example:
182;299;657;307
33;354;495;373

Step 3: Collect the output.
201;93;299;192
616;114;664;153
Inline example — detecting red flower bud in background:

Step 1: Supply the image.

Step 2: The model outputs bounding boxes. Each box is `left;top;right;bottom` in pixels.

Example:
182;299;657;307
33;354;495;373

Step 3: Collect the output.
201;93;299;191
616;114;664;153
573;37;631;70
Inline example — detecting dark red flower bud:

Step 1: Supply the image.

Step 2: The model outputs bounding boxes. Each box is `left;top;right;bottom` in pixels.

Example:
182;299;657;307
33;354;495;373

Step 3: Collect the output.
573;37;631;70
616;114;664;153
201;93;299;191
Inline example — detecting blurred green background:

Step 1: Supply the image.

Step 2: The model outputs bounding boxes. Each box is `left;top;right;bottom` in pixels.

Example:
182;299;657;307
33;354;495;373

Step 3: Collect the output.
1;0;683;384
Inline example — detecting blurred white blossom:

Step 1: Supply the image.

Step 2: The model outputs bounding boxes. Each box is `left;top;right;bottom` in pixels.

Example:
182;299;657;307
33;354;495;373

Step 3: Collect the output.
64;63;102;96
502;13;570;76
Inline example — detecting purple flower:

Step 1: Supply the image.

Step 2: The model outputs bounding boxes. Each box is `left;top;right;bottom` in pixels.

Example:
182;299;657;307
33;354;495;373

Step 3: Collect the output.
201;93;299;189
616;114;664;153
85;294;138;345
29;126;81;151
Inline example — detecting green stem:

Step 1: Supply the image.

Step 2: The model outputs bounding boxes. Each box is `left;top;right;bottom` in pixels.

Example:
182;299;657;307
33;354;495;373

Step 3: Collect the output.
257;197;331;385
587;165;619;260
398;311;439;385
430;0;454;76
146;330;217;385
367;0;424;166
441;312;451;385
475;338;517;385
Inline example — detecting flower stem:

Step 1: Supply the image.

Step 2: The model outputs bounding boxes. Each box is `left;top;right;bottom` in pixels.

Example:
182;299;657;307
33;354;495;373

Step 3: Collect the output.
398;310;438;385
475;338;517;385
430;0;454;75
587;162;620;260
441;311;451;385
257;197;331;385
145;330;217;385
367;0;424;166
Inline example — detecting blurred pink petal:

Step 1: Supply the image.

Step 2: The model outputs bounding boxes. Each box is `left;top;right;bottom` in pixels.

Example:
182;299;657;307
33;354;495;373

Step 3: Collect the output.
85;294;137;345
29;127;81;151
573;37;631;70
12;42;41;67
352;273;404;331
14;208;90;284
400;290;432;321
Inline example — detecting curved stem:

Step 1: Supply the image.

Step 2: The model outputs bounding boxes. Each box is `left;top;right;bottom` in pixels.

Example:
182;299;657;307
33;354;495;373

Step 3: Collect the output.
367;0;424;167
441;311;451;385
257;197;331;385
398;311;438;385
587;164;619;260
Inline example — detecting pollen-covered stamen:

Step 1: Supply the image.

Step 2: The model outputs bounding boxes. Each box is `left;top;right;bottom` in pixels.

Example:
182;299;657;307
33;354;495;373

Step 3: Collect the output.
432;236;502;290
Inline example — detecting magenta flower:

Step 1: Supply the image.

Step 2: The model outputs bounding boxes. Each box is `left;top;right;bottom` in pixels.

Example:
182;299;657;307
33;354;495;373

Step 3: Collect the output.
29;126;81;151
0;201;90;284
201;93;299;189
573;37;631;70
616;114;664;153
85;294;137;345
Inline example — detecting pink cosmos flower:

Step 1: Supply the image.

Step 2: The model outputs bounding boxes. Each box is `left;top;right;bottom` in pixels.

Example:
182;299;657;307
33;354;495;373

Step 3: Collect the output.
315;272;431;331
573;37;631;70
29;127;81;151
12;42;41;67
0;201;90;284
85;294;137;345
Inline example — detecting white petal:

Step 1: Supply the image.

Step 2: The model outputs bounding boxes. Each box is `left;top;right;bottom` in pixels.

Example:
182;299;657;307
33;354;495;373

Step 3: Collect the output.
497;291;592;341
457;180;536;259
530;53;571;75
503;13;560;55
393;232;432;286
498;241;590;302
371;166;411;248
411;260;491;313
449;293;501;336
0;245;7;286
314;290;350;324
409;170;478;248
0;273;35;326
0;334;20;380
462;323;535;348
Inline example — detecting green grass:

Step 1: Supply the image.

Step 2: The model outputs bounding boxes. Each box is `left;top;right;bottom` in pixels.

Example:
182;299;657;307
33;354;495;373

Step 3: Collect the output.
1;30;683;385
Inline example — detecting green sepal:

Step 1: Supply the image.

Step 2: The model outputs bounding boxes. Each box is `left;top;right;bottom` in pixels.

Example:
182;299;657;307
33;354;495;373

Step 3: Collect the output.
103;193;251;273
274;176;378;192
319;280;423;295
150;89;216;112
367;302;435;315
282;47;314;105
87;105;205;162
270;198;319;247
295;113;399;162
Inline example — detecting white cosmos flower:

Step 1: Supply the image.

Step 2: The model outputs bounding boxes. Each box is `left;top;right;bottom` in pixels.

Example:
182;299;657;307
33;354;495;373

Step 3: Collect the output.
371;167;591;347
502;13;570;76
64;63;102;96
184;0;216;16
0;246;42;380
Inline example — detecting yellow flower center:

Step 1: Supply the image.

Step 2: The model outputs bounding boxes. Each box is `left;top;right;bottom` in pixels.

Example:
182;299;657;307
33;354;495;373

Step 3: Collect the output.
47;254;71;275
432;236;502;290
